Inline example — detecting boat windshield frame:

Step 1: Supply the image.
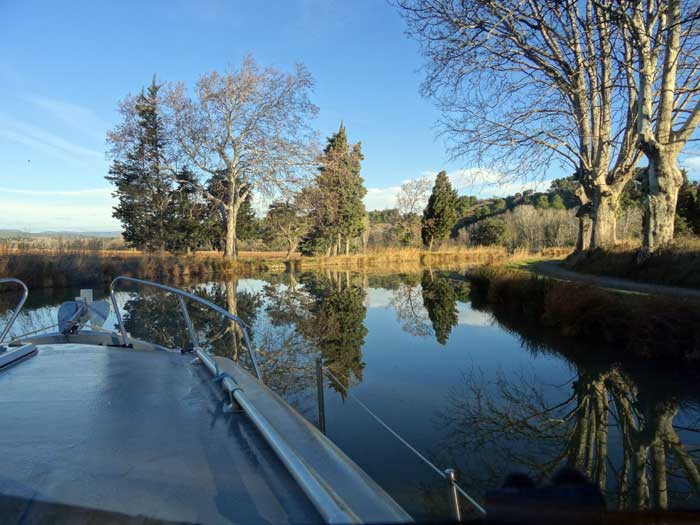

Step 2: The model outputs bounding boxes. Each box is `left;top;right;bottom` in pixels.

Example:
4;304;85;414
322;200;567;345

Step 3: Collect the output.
0;278;29;346
109;275;262;382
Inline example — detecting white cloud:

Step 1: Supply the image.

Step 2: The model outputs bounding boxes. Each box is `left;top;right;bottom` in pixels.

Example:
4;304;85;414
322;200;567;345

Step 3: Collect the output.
684;156;700;176
0;187;111;196
364;185;402;210
0;188;119;231
26;95;107;141
364;168;551;210
457;307;493;327
0;116;103;160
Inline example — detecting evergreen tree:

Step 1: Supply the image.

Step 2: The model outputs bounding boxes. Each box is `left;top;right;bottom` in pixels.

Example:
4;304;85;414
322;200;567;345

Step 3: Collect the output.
421;171;458;250
535;194;550;209
236;191;260;245
421;271;458;345
675;171;700;236
550;194;566;210
264;200;309;257
163;168;210;253
106;78;172;251
304;123;367;255
469;217;508;246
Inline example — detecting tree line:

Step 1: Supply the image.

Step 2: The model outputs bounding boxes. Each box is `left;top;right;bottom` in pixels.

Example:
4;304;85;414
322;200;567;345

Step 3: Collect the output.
110;2;700;262
107;62;373;259
398;0;700;258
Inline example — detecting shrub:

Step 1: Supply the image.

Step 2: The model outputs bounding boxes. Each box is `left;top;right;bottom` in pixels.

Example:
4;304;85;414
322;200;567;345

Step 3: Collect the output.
469;217;508;246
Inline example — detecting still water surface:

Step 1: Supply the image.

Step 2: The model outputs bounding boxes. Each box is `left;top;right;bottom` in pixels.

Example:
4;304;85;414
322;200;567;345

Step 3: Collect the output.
3;269;700;521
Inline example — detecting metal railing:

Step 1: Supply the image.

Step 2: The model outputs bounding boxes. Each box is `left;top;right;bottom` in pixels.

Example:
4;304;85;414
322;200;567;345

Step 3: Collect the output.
109;276;262;382
195;349;359;524
0;278;29;346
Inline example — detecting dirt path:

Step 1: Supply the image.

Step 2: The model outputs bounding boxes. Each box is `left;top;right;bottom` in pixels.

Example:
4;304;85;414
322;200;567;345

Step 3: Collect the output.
527;260;700;301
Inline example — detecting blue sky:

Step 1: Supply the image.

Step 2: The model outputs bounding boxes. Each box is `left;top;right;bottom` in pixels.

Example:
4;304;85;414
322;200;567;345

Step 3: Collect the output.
0;0;547;231
5;0;696;232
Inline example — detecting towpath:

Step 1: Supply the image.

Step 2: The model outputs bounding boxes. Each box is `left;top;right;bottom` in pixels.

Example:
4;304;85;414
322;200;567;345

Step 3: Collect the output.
526;260;700;301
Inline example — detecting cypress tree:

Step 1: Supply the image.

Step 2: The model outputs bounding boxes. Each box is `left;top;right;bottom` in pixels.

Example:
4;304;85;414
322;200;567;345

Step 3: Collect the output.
338;141;367;254
305;123;367;255
106;78;171;251
421;171;458;250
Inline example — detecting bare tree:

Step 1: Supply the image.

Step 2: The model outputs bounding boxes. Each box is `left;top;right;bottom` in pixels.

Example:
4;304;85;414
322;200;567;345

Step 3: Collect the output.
618;0;700;253
396;177;432;245
397;177;432;216
396;0;641;249
161;58;318;259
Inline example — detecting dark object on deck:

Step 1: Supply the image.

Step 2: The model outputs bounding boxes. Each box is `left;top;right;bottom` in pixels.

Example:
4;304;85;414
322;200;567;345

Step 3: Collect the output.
485;468;605;525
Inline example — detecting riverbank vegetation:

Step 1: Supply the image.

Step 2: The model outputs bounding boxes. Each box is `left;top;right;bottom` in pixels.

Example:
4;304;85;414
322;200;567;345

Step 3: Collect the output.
469;266;700;363
566;238;700;289
98;3;700;279
0;245;538;289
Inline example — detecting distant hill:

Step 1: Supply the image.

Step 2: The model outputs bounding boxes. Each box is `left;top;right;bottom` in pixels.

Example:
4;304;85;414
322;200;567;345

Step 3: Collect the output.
0;229;122;239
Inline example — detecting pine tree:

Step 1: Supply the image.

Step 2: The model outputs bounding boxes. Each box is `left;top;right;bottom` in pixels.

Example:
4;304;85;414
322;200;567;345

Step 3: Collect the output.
106;78;172;251
304;123;367;255
164;168;209;253
421;171;458;250
236;191;260;245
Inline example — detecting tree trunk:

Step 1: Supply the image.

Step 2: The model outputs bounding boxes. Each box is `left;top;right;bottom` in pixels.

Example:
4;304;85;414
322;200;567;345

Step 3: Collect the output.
576;206;591;252
590;188;619;249
286;239;298;259
344;236;350;255
642;153;683;254
224;204;237;260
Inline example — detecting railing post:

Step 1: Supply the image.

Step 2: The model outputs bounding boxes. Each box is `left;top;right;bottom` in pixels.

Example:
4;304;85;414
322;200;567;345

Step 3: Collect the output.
109;282;129;347
109;276;262;381
445;468;462;523
316;357;326;434
0;278;29;346
178;295;198;351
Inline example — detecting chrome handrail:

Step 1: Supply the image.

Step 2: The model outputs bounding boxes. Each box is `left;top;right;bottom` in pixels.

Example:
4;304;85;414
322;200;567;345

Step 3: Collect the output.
0;278;29;346
109;276;262;382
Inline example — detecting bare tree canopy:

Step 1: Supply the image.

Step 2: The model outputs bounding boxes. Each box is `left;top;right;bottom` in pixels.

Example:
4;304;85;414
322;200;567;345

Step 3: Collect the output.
396;0;641;248
617;0;700;252
108;57;319;260
397;177;432;217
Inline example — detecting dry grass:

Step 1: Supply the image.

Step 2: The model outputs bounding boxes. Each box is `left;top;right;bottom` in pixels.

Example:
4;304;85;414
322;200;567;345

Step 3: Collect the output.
0;244;565;290
568;237;700;289
0;249;278;289
292;246;510;271
470;265;700;362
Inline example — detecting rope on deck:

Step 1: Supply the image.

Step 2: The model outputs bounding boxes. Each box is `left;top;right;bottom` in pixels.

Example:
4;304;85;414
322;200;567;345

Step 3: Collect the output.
322;366;487;516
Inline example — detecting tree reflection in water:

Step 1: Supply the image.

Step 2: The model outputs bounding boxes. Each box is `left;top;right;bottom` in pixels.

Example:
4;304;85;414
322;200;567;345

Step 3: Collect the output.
389;270;462;345
119;271;700;513
437;360;700;511
263;271;368;398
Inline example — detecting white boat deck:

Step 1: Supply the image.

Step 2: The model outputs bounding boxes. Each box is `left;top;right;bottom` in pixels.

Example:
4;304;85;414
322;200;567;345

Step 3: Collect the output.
0;344;320;524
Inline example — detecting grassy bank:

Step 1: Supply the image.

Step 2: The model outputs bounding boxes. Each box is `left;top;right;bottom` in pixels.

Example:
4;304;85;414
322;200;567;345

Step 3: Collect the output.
0;246;547;289
0;250;277;289
567;238;700;289
469;265;700;363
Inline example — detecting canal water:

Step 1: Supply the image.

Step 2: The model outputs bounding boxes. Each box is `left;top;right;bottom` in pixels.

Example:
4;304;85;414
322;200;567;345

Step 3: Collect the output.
2;269;700;521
